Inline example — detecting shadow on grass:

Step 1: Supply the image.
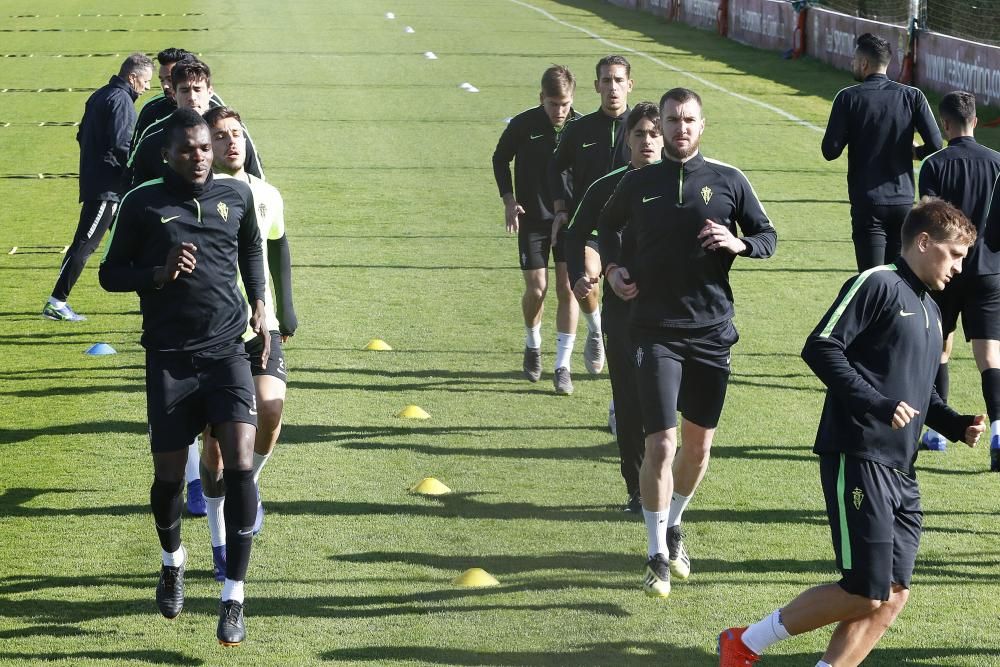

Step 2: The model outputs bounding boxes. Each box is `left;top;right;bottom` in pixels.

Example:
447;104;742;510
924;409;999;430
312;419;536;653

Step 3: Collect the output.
0;419;145;445
0;382;141;398
280;422;605;446
321;642;712;665
0;650;201;665
340;439;617;462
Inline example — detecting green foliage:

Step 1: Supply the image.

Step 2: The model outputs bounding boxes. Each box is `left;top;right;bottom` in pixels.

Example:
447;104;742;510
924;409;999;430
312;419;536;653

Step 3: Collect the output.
1;1;998;665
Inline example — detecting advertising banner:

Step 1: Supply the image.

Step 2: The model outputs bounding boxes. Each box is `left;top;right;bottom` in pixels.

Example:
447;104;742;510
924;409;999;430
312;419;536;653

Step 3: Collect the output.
917;31;1000;107
806;7;907;73
727;0;794;52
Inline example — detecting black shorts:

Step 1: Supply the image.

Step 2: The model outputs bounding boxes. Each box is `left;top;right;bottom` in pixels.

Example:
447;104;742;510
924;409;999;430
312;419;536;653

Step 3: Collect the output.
931;273;1000;341
517;223;599;270
631;319;738;432
246;331;288;381
820;453;922;601
145;341;257;453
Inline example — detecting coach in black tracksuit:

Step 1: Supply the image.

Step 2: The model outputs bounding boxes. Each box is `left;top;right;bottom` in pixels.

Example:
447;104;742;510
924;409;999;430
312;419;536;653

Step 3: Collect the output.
917;91;1000;461
821;33;941;272
597;88;776;596
100;108;265;646
42;53;153;321
724;200;983;665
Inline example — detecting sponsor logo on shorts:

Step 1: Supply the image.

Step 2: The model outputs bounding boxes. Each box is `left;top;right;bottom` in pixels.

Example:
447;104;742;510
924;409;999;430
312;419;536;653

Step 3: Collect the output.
521;252;527;267
217;201;229;222
635;346;644;367
160;215;180;224
899;310;915;317
701;186;713;204
582;142;597;148
277;357;287;376
852;486;864;510
249;395;258;416
642;195;661;204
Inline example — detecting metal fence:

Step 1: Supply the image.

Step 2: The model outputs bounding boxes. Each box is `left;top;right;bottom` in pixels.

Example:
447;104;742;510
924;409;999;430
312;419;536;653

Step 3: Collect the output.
817;0;1000;45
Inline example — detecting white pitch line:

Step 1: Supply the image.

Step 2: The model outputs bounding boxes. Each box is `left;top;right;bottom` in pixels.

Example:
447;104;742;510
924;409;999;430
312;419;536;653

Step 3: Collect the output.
507;0;824;134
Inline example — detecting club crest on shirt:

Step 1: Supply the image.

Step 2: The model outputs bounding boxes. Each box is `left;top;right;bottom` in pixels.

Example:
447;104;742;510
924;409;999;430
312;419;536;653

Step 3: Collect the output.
701;186;713;205
635;346;644;367
217;201;229;222
258;201;267;220
852;486;864;510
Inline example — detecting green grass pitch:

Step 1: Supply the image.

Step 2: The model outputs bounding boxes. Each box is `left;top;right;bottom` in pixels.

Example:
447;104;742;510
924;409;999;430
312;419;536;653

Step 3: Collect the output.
1;1;999;665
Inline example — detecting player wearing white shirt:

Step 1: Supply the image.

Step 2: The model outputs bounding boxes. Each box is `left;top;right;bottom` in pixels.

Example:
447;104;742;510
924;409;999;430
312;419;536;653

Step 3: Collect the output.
200;106;298;581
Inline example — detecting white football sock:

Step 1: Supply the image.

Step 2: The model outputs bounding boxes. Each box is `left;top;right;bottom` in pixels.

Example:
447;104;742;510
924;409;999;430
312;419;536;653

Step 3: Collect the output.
555;332;575;371
252;451;271;486
162;545;186;567
816;662;832;667
222;578;245;603
48;297;65;308
667;492;691;527
991;420;1000;441
205;495;226;548
642;508;668;558
742;609;791;655
525;323;542;350
185;440;200;484
582;307;601;334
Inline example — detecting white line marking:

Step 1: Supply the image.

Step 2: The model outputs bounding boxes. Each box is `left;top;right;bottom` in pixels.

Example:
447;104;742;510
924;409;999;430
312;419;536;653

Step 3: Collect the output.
507;0;824;134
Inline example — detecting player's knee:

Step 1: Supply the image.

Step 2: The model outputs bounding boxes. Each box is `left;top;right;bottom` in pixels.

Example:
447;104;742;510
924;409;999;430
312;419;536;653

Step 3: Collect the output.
849;594;884;615
525;283;546;302
644;433;676;466
257;398;284;434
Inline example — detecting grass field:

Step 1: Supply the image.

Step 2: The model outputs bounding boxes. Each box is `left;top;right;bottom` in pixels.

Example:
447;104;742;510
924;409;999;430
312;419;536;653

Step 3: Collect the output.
2;1;1000;665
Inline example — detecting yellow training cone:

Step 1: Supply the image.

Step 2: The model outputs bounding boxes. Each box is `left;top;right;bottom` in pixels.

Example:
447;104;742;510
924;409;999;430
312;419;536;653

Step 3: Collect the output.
364;338;392;351
397;405;430;419
409;477;451;496
452;568;500;588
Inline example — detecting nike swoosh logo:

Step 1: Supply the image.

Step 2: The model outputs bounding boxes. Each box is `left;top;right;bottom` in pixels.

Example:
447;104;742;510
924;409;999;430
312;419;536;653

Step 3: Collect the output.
582;142;597;148
249;408;258;415
530;134;544;140
642;195;662;203
160;215;180;224
238;528;254;536
899;310;915;317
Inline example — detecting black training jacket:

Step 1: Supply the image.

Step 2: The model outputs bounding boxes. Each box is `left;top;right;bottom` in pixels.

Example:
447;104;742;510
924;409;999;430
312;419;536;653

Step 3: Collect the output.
803;259;970;475
492;105;580;225
822;73;941;207
99;169;266;353
130;91;227;155
549;107;631;212
919;136;1000;276
597;153;777;329
77;75;139;202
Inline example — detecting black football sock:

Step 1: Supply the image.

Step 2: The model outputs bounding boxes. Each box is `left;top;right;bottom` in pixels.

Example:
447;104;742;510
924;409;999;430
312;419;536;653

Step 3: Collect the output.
935;362;950;402
982;368;1000;424
150;477;184;553
223;468;255;582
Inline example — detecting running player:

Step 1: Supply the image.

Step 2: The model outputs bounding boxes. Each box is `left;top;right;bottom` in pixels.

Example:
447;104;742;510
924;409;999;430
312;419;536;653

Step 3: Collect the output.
597;88;777;597
130;47;195;152
822;33;941;271
547;54;634;394
99;108;267;646
718;198;985;667
492;66;579;383
201;105;298;580
916;92;1000;468
127;58;264;188
565;101;663;512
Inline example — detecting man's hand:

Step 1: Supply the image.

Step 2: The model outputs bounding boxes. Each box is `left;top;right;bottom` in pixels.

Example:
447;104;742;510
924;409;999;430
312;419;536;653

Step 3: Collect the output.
698;219;746;255
890;401;920;430
504;198;525;234
550;210;569;246
573;275;598;300
963;414;987;447
606;265;638;301
250;299;271;367
154;242;197;286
